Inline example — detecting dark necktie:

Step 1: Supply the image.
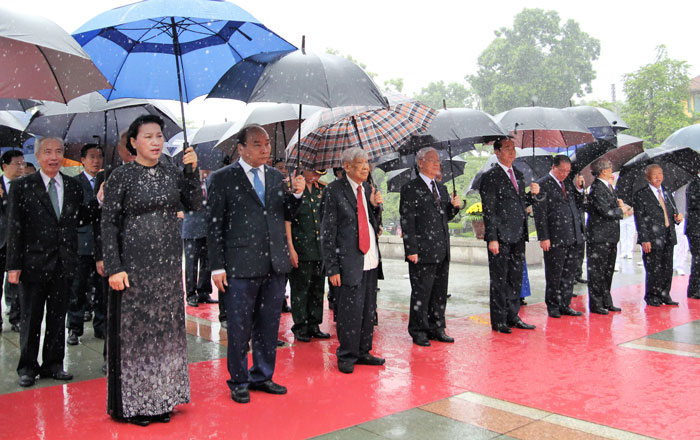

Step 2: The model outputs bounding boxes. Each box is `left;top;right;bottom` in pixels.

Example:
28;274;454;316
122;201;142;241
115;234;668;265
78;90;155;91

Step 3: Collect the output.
431;180;440;209
48;178;60;219
559;180;568;198
507;168;519;194
357;185;370;255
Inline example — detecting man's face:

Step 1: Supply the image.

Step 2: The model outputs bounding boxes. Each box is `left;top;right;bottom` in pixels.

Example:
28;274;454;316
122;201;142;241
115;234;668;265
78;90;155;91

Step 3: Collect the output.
274;161;288;177
599;167;613;181
2;156;25;180
551;161;571;182
24;165;35;175
495;140;516;167
303;170;320;183
81;147;103;176
117;134;135;163
648;167;664;188
418;151;441;179
344;156;370;184
36;139;64;176
238;128;271;168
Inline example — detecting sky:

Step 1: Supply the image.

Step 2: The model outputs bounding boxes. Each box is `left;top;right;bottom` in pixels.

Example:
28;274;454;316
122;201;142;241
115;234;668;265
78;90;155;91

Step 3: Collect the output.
6;0;700;127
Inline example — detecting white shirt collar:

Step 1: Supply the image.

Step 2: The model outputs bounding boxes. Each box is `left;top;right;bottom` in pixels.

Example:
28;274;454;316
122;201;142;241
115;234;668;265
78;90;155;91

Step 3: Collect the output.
83;170;96;181
549;171;561;184
347;176;363;194
39;170;62;188
3;175;11;187
419;172;435;189
496;160;514;176
649;184;663;196
239;158;263;175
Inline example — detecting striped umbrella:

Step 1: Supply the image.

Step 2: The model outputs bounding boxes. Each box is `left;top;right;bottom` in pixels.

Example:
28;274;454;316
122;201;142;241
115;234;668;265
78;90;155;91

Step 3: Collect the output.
285;93;437;170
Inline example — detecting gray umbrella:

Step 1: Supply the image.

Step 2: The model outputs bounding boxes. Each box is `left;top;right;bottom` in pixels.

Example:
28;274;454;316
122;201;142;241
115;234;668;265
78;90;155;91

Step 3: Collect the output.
467;148;554;194
563;106;628;141
662;123;700;149
0;7;111;102
495;106;594;149
385;156;467;193
0;111;31;148
0;98;40;112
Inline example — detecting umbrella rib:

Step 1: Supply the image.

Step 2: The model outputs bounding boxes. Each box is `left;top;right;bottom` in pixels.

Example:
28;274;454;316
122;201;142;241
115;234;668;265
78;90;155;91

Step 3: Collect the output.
35;46;68;103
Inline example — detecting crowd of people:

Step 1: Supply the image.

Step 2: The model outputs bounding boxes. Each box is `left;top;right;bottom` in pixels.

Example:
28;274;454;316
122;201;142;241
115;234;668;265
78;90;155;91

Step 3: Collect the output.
1;117;699;427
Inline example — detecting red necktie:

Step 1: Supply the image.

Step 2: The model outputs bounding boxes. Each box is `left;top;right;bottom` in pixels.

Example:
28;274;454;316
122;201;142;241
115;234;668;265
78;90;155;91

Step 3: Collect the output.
559;180;567;198
357;185;370;254
507;168;519;194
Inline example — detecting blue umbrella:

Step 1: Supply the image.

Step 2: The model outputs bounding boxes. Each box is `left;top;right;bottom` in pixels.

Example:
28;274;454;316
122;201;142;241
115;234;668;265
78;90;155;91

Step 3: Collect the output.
72;0;295;154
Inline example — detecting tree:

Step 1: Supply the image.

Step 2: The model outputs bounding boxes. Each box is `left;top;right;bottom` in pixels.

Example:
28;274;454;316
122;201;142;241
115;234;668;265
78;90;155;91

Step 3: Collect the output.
621;46;697;146
383;78;404;93
468;8;600;114
413;80;477;110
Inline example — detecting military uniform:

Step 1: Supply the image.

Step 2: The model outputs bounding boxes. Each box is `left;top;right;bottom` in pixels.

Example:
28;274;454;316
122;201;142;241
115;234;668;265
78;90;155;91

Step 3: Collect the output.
289;182;326;338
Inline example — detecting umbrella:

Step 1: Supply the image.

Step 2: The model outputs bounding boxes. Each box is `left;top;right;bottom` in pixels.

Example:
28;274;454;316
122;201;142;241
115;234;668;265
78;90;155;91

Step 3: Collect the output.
27;92;182;166
662;124;700;149
164;129;197;158
0;7;111;103
563;106;628;141
578;134;644;187
385;157;467;194
468;148;554;194
0;98;41;112
207;38;388;170
73;0;296;162
495;106;595;149
0;111;31;148
616;143;700;202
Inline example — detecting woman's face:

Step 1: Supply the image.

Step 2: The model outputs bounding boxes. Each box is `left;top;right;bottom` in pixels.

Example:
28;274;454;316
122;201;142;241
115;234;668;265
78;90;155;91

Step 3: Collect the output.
131;122;163;163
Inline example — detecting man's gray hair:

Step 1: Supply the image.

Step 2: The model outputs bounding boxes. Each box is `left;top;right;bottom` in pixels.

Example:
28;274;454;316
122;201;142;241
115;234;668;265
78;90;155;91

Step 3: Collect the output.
341;147;368;164
590;158;613;177
416;147;437;165
35;137;65;155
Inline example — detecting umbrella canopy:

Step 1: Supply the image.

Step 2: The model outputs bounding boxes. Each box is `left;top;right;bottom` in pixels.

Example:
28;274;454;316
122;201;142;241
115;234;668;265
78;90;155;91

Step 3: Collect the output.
468;148;554;194
616;143;700;202
578;134;644;187
563;106;628;141
495;106;595;149
662;124;700;149
0;111;31;148
385;157;467;193
0;98;41;112
165;129;197;158
569;140;616;175
0;7;111;103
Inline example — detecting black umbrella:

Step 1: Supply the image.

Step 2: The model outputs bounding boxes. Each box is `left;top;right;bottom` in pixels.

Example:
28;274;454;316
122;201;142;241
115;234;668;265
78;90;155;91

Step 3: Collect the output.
616;144;700;202
0;111;31;148
468;148;554;194
0;98;40;112
569;140;616;175
563;106;628;142
578;134;644;187
385;156;467;193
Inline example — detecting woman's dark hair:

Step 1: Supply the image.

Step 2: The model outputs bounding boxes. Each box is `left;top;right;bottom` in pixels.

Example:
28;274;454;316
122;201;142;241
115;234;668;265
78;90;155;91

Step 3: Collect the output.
126;115;165;155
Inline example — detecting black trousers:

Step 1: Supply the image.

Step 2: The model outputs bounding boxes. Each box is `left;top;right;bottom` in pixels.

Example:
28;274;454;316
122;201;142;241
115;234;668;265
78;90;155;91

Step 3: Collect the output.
184;237;212;300
0;247;20;326
488;241;524;327
17;271;71;377
543;243;579;313
642;229;675;303
407;256;449;339
587;242;617;310
336;269;378;364
289;260;324;335
688;239;700;297
67;254;105;336
574;240;586;279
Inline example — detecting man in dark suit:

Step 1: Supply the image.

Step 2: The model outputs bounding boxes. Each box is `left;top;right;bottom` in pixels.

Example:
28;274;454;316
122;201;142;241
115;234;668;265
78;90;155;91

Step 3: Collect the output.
586;158;631;314
0;150;25;333
66;144;104;345
208;125;304;404
533;155;585;318
686;173;700;299
400;147;461;346
7;137;99;387
633;164;682;307
479;138;538;333
321;147;384;374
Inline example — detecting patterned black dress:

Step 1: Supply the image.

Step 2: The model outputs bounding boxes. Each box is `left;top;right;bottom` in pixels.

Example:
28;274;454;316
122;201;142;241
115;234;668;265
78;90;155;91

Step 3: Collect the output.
102;160;201;419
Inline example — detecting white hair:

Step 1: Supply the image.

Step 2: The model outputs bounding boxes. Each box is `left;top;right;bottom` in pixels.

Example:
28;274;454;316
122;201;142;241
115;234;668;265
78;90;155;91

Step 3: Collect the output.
35;137;65;155
416;147;438;169
341;147;368;164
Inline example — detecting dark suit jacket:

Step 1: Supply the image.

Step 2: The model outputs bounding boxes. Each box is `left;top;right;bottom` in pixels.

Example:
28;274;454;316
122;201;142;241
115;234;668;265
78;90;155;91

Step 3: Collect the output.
6;172;99;282
207;162;301;278
587;179;624;244
182;203;208;240
75;173;98;256
633;185;679;248
321;177;382;287
0;178;9;249
686;177;700;246
533;174;584;246
479;164;533;244
399;176;460;263
92;164;122;262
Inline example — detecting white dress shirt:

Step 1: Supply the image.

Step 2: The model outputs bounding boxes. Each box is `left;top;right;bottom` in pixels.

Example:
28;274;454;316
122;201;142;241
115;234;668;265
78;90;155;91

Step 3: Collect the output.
347;177;379;271
39;170;63;214
419;172;436;191
497;161;518;192
83;171;97;190
3;175;11;194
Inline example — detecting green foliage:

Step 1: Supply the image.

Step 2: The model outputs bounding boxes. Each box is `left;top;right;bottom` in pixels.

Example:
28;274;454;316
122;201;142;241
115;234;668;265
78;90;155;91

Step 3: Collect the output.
383;78;404;93
620;46;698;147
413;80;477;110
468;8;600;114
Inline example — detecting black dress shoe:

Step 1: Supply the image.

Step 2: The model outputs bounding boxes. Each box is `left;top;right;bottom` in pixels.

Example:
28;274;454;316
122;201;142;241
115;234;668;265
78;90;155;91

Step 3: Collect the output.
492;323;512;334
309;328;330;339
276;339;285;347
186;297;199;307
511;319;536;330
150;412;171;423
607;306;622;312
198;295;218;304
661;298;679;306
688;294;700;299
412;336;431;347
19;375;36;387
590;307;610;314
94;330;105;340
357;354;385;365
125;416;150;427
520;298;528;306
548;310;561;318
249;380;287;395
41;370;73;381
646;300;661;307
338;361;354;374
575;277;588;284
293;331;311;342
560;307;583;316
281;301;291;313
10;323;20;332
430;330;455;343
83;311;93;322
231;387;250;403
67;331;79;346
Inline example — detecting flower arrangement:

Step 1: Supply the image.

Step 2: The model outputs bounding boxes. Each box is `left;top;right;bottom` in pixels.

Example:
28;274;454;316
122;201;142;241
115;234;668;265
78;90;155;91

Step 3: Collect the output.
464;202;483;222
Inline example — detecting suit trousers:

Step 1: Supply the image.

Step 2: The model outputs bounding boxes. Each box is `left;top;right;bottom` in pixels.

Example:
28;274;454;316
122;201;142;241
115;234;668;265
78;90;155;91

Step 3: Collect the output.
587;242;617;310
184;237;212;300
67;254;105;336
688;239;700;297
574;241;586;279
224;273;285;390
0;247;20;326
642;228;675;303
407;256;449;339
488;241;524;327
17;270;71;376
336;269;378;364
289;260;324;335
543;243;579;313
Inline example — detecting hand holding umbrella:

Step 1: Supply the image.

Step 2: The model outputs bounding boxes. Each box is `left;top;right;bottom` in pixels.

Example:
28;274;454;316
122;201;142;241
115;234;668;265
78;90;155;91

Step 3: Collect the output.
182;147;198;175
291;172;306;195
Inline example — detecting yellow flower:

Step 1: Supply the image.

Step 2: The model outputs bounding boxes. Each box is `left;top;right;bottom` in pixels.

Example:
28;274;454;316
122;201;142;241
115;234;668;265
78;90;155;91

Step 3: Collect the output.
466;202;482;215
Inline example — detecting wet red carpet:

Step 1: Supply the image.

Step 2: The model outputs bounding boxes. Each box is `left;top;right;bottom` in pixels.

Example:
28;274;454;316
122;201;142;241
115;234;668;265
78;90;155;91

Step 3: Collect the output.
2;278;700;439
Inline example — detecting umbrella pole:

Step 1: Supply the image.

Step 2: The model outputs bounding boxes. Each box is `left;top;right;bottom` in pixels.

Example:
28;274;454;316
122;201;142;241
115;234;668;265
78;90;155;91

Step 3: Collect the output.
442;99;457;197
297;104;303;174
170;18;191;174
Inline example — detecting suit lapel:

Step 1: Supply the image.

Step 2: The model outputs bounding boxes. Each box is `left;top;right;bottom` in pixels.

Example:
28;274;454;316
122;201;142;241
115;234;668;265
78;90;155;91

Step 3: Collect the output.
264;166;274;207
30;173;58;221
233;163;264;207
341;177;358;218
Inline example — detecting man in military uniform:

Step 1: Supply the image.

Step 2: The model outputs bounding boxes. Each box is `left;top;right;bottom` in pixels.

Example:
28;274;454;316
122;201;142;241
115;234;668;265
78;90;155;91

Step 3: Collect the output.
286;169;330;342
